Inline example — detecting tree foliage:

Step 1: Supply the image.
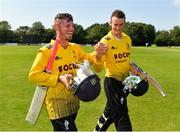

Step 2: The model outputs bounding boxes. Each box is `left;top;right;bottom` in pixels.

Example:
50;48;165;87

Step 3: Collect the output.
43;28;55;43
72;24;86;44
155;30;172;46
154;26;180;46
0;21;14;43
28;21;45;43
170;26;180;46
0;20;179;46
15;26;30;44
124;22;155;46
85;23;110;44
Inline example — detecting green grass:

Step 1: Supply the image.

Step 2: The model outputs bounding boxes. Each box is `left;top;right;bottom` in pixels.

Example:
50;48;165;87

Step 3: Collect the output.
0;45;180;131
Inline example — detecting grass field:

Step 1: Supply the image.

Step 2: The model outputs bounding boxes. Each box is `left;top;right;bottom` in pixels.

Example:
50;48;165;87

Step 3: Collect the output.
0;45;180;131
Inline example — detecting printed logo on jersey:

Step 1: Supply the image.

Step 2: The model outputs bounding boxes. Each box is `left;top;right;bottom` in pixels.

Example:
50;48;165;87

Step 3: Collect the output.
113;52;130;63
114;52;130;59
111;46;117;50
105;37;111;41
59;63;78;72
72;50;77;58
55;56;62;60
126;42;130;50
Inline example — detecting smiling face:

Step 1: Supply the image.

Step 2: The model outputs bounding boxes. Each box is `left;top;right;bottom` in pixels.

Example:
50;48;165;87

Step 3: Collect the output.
54;13;75;41
110;16;125;37
60;19;75;41
109;10;126;38
54;19;75;41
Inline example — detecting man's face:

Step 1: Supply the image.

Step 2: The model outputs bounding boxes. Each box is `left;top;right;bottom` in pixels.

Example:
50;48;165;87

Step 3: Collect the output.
55;19;75;41
110;16;125;36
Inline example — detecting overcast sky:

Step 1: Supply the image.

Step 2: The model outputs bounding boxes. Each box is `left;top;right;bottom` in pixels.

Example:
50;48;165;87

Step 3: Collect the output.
0;0;180;31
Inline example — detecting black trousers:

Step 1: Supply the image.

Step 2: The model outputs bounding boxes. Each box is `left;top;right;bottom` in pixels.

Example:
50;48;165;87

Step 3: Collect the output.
94;77;132;131
50;113;77;131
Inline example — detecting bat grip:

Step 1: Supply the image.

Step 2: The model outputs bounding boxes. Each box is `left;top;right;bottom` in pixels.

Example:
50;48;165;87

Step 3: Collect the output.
45;39;60;72
131;62;144;73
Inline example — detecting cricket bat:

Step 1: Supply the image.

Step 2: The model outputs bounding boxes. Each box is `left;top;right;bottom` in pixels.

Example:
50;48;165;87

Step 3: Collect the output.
130;62;166;97
26;39;60;125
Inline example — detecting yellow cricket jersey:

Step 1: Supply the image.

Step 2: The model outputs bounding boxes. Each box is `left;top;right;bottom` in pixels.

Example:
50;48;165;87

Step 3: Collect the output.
99;31;132;81
29;40;99;119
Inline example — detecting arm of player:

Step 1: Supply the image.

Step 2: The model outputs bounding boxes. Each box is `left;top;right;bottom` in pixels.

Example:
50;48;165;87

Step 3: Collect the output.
29;51;59;87
93;38;109;63
91;42;107;72
73;44;103;72
94;42;107;60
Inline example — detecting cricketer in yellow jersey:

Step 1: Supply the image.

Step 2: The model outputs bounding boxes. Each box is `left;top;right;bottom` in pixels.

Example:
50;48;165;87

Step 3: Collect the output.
29;13;107;131
93;10;139;131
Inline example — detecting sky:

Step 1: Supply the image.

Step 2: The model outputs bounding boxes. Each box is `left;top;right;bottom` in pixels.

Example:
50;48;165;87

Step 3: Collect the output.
0;0;180;31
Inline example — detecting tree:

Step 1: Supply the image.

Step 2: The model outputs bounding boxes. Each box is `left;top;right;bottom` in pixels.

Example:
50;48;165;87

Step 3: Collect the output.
0;21;13;43
170;26;180;46
0;21;11;30
155;30;172;46
124;22;156;46
43;28;55;43
15;26;30;44
72;24;86;44
143;24;156;45
85;23;110;44
28;21;45;44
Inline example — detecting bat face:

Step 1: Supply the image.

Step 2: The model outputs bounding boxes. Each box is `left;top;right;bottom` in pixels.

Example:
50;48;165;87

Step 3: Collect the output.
26;86;47;125
146;75;166;97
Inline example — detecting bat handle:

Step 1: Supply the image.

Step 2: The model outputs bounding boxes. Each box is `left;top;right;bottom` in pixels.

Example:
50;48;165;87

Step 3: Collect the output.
46;39;60;72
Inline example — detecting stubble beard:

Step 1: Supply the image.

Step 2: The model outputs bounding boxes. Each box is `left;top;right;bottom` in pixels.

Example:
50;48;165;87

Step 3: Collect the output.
65;34;73;41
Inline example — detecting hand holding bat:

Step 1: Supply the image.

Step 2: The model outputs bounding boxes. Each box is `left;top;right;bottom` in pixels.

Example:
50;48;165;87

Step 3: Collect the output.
130;62;166;97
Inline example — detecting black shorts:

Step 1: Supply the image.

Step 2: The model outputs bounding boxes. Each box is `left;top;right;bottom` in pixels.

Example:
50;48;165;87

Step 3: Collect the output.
50;113;77;131
104;77;129;123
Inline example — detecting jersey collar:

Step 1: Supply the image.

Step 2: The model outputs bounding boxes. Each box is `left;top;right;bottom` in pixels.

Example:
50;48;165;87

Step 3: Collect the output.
50;39;71;48
108;31;127;41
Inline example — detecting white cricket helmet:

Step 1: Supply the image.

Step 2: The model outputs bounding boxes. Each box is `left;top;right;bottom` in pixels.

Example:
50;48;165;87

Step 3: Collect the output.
122;75;149;96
